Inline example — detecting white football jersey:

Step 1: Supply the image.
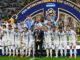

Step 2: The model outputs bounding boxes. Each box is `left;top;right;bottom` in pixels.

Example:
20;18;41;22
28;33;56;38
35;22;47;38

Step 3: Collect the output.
29;31;34;42
2;29;7;41
44;31;52;43
34;22;42;29
67;29;76;41
14;31;21;41
52;30;59;41
22;31;29;42
59;31;67;41
7;29;14;41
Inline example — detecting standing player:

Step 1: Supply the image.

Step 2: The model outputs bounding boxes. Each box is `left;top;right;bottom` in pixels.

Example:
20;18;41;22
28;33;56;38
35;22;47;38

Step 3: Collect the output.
2;25;8;55
7;25;15;56
0;27;3;55
14;27;21;56
67;26;77;58
28;30;35;57
44;26;52;58
22;27;29;57
20;31;26;57
59;27;67;57
52;26;59;58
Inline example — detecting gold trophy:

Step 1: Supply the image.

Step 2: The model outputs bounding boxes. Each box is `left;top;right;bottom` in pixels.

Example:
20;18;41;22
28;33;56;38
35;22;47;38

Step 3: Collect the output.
35;29;40;42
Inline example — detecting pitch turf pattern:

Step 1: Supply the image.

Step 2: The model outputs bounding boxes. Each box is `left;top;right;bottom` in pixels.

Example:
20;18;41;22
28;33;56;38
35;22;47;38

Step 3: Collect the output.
0;56;80;60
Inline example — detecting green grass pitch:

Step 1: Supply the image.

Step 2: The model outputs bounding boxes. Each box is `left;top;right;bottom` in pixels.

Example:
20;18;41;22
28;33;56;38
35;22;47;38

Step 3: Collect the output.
0;56;80;60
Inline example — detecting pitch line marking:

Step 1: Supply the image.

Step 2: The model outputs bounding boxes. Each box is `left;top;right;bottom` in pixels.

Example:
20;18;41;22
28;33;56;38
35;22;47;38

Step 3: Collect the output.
30;58;35;60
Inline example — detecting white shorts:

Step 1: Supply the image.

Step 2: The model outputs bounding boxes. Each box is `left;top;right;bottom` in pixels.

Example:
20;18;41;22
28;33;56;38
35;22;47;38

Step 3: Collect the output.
29;40;35;48
2;37;7;46
45;42;52;49
15;40;20;48
2;40;8;46
7;40;15;49
23;40;29;48
60;40;67;49
53;40;59;48
69;40;76;46
20;43;26;49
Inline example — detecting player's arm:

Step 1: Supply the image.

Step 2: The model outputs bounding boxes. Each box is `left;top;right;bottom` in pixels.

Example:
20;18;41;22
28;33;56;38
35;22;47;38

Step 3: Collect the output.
74;31;77;41
14;33;15;46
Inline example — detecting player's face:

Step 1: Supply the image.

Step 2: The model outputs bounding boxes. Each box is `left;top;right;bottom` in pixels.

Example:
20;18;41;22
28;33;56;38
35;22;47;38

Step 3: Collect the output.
37;16;41;21
24;27;28;32
67;27;70;31
27;16;31;20
38;26;42;30
35;17;40;22
47;20;52;26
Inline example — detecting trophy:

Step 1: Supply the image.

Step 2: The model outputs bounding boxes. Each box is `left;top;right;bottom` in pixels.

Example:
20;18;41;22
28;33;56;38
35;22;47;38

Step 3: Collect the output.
35;29;40;42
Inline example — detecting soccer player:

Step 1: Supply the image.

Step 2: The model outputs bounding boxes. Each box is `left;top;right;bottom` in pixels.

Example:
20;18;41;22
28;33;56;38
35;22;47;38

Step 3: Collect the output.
22;27;29;57
67;26;77;58
20;31;26;57
44;26;52;58
2;25;8;55
52;26;59;58
59;27;67;57
7;25;15;56
24;15;34;30
28;30;35;57
14;27;21;56
0;26;3;55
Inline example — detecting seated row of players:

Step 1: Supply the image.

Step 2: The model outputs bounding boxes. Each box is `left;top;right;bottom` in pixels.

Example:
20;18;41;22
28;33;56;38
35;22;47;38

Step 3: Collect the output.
0;24;76;58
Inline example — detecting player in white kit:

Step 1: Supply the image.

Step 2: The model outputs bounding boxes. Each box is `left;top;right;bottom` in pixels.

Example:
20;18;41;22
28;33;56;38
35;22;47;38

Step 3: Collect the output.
14;27;21;56
2;25;8;55
52;26;59;58
67;26;77;58
44;26;52;58
59;27;67;57
28;30;35;57
7;25;15;56
21;27;29;57
19;31;26;57
0;27;3;55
